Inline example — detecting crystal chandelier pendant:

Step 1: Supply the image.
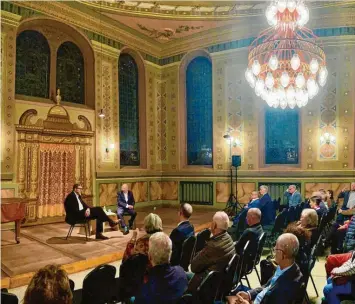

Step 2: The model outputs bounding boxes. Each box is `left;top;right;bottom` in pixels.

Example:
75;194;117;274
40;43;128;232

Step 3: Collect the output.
246;0;327;109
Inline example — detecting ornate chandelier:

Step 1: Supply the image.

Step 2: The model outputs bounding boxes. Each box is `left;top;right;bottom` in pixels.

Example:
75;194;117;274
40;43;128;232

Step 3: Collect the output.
245;0;327;109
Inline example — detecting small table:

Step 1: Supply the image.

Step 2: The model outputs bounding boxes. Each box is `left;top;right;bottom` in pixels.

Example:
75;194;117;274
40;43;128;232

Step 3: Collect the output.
1;198;27;244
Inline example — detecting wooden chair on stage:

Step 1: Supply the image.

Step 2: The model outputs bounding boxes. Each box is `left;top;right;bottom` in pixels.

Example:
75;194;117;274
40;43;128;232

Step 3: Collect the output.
65;218;91;241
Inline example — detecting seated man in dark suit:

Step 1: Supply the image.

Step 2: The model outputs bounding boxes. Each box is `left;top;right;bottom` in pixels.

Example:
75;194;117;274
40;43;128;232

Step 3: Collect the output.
246;191;261;209
169;203;195;266
231;191;260;227
64;184;119;240
259;185;273;226
227;233;303;304
235;208;263;255
135;232;188;304
117;184;137;235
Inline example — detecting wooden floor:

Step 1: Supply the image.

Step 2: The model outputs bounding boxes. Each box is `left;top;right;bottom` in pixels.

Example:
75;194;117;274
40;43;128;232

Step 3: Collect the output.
1;207;215;289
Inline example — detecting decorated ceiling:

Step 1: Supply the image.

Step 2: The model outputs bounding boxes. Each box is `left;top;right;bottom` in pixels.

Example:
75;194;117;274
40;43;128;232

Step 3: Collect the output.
77;1;354;43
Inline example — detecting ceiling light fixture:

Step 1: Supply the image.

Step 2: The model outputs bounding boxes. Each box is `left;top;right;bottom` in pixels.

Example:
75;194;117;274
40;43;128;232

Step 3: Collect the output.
245;0;327;109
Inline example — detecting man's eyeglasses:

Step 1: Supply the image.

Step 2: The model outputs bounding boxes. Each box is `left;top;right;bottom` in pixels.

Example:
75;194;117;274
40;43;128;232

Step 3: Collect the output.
271;247;285;256
77;187;83;190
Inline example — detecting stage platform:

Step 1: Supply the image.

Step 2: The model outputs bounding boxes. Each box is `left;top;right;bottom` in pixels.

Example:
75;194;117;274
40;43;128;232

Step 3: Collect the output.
1;207;215;289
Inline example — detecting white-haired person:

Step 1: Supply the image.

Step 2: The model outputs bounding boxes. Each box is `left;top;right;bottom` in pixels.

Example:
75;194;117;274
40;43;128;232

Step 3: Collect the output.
188;211;235;292
285;185;302;208
123;213;163;273
259;185;273;225
134;232;188;304
227;233;304;304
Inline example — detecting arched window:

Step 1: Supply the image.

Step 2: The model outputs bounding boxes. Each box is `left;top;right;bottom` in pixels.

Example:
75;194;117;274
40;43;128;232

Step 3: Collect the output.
16;30;50;98
119;54;140;166
186;56;213;165
265;108;299;164
56;41;84;104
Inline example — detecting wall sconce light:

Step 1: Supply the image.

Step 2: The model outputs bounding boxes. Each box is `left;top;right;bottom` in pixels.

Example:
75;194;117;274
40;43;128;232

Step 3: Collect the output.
98;109;105;118
106;143;115;153
223;134;242;147
320;132;335;145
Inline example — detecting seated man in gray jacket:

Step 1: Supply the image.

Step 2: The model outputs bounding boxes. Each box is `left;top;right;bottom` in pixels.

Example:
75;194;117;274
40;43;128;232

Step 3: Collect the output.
188;211;236;291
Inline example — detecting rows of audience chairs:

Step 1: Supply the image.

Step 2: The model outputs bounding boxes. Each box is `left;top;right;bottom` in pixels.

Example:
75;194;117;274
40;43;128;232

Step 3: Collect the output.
1;198;354;304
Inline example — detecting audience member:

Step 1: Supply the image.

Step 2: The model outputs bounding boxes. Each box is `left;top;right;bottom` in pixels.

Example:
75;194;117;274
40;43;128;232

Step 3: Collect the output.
325;251;353;278
227;234;303;304
285;185;302;208
310;195;327;219
259;185;273;225
337;182;355;223
23;264;72;304
135;232;188;304
123;213;163;271
319;189;329;210
344;215;355;253
169;203;195;266
327;189;336;208
117;184;137;235
298;208;319;247
232;190;261;226
189;211;235;291
339;182;355;210
64;184;119;240
323;251;355;304
326;207;355;254
235;208;263;254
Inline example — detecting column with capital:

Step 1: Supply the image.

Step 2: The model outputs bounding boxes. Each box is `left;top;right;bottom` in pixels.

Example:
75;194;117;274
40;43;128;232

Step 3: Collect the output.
75;145;81;184
30;143;39;199
84;145;92;195
18;142;27;198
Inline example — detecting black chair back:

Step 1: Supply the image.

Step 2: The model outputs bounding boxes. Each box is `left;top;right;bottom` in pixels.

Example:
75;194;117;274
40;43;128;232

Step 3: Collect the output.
193;229;210;257
196;271;221;303
254;232;266;267
180;235;196;271
81;264;116;304
287;206;297;223
69;279;75;292
236;209;248;232
233;241;250;288
273;209;287;233
119;254;148;299
326;205;337;223
216;254;239;300
295;204;303;221
1;291;18;304
318;213;328;231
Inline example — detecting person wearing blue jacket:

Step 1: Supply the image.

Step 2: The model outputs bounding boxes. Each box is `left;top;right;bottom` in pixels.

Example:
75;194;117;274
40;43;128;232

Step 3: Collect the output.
135;232;188;304
285;185;302;208
259;185;273;225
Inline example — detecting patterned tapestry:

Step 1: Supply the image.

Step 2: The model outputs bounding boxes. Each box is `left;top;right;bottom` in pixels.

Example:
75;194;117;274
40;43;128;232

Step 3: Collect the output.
15;30;50;98
56;41;84;104
38;144;76;218
265;108;299;164
186;56;213;165
119;54;140;166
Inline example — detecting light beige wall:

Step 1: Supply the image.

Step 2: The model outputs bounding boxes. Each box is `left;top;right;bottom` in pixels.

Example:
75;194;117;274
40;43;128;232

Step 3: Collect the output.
161;42;355;176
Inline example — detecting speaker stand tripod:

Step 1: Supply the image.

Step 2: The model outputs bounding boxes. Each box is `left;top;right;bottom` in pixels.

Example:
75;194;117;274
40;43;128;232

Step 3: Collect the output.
224;165;243;217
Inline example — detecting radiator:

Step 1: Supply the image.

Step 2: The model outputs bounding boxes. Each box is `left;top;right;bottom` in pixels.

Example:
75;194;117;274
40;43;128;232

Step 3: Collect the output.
180;181;213;205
